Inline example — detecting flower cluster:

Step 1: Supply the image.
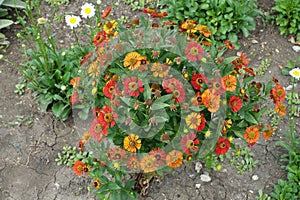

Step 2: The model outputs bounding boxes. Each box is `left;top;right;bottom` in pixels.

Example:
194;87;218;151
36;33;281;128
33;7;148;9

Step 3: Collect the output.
67;8;285;197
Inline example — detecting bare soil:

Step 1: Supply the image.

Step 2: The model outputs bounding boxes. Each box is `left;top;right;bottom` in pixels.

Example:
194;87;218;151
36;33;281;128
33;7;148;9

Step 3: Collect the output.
0;0;299;199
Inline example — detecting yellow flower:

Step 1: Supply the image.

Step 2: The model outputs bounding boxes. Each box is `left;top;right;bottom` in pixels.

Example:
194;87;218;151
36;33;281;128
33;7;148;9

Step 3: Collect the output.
123;52;143;70
123;134;142;153
88;61;100;78
103;20;118;34
37;17;47;25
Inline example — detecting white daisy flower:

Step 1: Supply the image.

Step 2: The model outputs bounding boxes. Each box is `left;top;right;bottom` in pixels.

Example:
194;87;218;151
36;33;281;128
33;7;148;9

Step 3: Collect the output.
65;15;81;29
81;3;96;18
289;67;300;80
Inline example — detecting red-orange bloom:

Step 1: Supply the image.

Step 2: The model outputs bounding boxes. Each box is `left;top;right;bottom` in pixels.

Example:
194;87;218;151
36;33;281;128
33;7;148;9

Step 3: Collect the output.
228;96;243;112
232;53;249;69
151;12;168;18
98;105;117;128
126;155;140;170
166;150;183;168
191;74;207;90
270;84;286;104
70;91;79;104
107;147;127;162
184;42;204;62
224;40;235;50
275;103;286;116
262;124;274;140
123;76;144;97
103;81;117;99
149;148;166;166
70;77;81;88
140;155;158;173
102;7;111;19
244;125;260;144
73;160;86;176
202;89;220;113
222;75;237;92
89;118;108;142
215;137;230;155
181;133;200;155
80;52;93;65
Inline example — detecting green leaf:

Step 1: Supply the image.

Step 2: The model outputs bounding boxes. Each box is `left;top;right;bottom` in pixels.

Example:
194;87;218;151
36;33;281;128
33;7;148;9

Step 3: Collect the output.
244;112;258;124
281;67;290;76
151;102;169;110
2;0;26;8
52;102;68;118
155;94;173;103
0;19;13;29
199;3;209;9
228;33;238;43
35;95;52;112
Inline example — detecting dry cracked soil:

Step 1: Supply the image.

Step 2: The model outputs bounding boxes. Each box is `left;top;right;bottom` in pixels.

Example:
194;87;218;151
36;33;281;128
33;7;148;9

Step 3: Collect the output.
0;0;299;199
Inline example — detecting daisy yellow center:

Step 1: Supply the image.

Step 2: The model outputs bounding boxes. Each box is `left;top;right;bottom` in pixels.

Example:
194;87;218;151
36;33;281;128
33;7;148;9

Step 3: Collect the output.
292;70;300;77
84;7;91;14
70;17;77;24
109;86;115;93
173;90;181;98
190;47;199;56
104;113;113;122
276;90;284;97
94;124;102;133
248;131;256;139
186;139;195;148
220;142;226;149
129;82;138;91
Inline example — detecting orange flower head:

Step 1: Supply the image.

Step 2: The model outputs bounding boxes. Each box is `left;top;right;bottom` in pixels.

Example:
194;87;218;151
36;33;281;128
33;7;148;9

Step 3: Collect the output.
275;103;286;116
123;134;142;153
222;75;237;92
197;25;211;37
140;155;158;173
73;160;86;176
166;150;183;168
244;126;260;144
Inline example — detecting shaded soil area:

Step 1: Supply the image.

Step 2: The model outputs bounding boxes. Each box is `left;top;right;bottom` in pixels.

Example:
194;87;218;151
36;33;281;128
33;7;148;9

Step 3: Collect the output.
0;0;299;199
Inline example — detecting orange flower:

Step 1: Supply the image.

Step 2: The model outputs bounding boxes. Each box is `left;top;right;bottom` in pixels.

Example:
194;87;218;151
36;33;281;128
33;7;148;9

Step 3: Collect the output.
123;52;145;70
70;77;81;88
73;160;86;176
262;125;274;140
197;25;211;37
166;150;183;168
140;155;158;173
151;62;169;78
243;126;260;144
180;20;198;34
201;89;220;113
270;84;286;104
222;75;237;92
102;7;111;19
224;40;235;50
275;103;286;116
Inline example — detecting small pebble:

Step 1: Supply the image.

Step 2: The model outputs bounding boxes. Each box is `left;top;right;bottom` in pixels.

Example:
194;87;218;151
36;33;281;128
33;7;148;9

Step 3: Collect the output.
292;45;300;52
195;183;201;189
200;174;211;182
195;161;202;173
251;39;259;44
275;49;280;53
252;175;259;181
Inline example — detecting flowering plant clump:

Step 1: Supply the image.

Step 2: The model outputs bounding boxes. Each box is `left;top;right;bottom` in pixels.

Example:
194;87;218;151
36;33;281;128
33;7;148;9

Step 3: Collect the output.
62;5;286;199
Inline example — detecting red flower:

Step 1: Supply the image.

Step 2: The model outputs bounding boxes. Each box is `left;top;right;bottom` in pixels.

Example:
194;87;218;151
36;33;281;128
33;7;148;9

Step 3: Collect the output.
228;96;243;112
232;53;249;69
209;78;225;95
126;155;140;170
70;91;79;104
103;81;117;99
162;78;186;103
93;31;107;46
80;52;93;65
215;137;230;155
224;40;235;50
123;76;144;97
191;74;207;90
102;7;111;19
151;12;168;18
142;8;156;14
243;67;255;76
149;148;166;166
270;83;286;104
98;105;117;128
181;133;200;155
73;160;86;176
197;114;206;132
89;118;108;142
184;42;204;62
107;147;127;162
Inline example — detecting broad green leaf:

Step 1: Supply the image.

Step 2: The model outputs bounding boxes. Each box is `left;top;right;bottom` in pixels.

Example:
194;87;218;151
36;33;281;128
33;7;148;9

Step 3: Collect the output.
245;112;258;124
151;102;169;110
0;19;13;29
2;0;26;8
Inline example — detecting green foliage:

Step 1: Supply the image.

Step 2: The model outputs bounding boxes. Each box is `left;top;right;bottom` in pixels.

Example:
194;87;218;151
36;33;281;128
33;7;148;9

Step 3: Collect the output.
273;0;300;41
255;59;271;76
0;0;26;29
270;120;300;200
229;145;259;174
123;0;159;11
44;0;69;6
159;0;262;45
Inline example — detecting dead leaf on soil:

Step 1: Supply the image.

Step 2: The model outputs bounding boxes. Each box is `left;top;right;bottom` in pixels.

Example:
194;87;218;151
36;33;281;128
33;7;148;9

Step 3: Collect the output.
278;65;284;69
288;36;300;45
